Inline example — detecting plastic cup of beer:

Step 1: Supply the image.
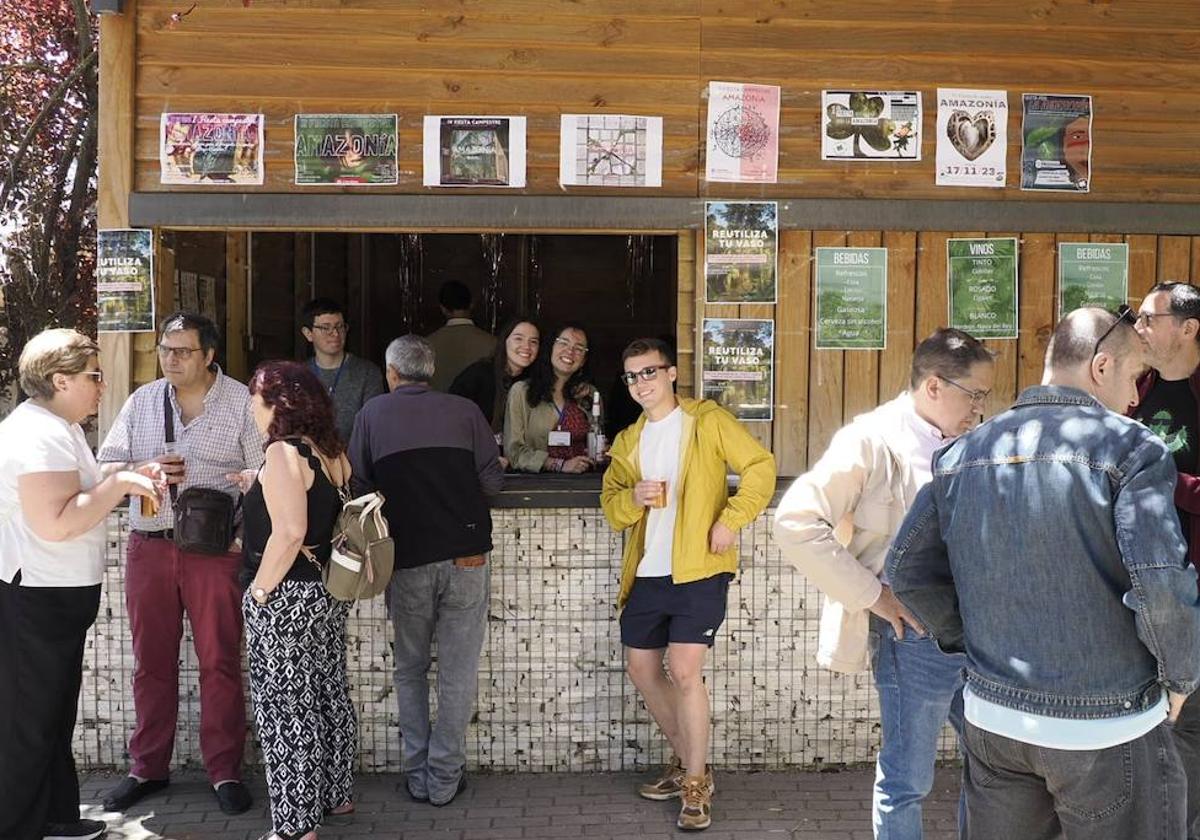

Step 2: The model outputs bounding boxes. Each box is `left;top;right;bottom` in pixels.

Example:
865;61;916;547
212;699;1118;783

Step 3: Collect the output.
140;487;160;517
648;478;668;509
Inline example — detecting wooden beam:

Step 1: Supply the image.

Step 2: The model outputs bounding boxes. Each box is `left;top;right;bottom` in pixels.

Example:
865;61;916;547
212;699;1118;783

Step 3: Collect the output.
225;232;249;380
97;1;136;435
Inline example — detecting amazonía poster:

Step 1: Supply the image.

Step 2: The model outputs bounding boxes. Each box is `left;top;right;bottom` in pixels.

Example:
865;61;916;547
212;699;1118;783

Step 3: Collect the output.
704;201;777;303
160;113;263;185
705;81;780;183
423;116;527;188
936;88;1008;188
823;91;921;161
294;114;398;185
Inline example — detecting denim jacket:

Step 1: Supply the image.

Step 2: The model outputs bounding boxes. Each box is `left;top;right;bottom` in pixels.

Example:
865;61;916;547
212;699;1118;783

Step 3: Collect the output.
886;385;1200;719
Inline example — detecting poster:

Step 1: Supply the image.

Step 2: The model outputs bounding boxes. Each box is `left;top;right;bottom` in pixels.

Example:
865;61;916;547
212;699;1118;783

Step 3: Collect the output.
705;81;780;183
947;238;1019;339
559;114;662;187
704;201;777;303
422;116;526;188
822;91;921;161
1058;242;1128;316
160;113;263;185
1021;94;1092;192
97;229;155;333
294;114;398;185
814;248;888;349
936;88;1008;188
701;318;774;421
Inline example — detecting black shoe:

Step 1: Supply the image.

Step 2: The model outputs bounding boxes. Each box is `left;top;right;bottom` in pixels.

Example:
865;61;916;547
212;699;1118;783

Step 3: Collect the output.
102;776;169;812
214;780;253;815
430;775;467;807
43;819;107;840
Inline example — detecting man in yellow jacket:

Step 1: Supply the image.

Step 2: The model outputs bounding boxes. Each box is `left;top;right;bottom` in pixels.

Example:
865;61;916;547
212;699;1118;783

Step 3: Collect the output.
601;337;776;832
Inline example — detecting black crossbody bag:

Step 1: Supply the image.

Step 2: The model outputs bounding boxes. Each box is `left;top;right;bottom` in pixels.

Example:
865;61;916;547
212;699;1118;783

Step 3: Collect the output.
164;386;239;555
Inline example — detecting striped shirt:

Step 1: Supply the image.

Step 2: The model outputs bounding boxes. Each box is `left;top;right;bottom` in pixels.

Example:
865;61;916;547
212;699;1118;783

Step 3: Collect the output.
97;368;265;531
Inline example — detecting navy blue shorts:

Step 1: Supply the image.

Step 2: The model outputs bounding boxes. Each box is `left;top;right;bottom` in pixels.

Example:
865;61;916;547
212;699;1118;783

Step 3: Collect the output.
619;573;734;649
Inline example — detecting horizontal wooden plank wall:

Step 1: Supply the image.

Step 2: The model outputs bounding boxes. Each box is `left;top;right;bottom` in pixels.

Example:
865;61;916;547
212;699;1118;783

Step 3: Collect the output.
131;0;1200;203
719;232;1200;477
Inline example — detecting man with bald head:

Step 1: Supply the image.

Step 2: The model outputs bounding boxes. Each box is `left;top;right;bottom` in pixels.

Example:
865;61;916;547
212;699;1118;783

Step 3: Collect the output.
887;307;1200;839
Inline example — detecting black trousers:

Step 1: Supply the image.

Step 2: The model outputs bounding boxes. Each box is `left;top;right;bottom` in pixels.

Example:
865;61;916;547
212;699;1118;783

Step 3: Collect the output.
0;575;100;839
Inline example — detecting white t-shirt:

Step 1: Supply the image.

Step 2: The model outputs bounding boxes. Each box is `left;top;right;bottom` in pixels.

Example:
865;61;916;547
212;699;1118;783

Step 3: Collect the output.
0;401;106;587
637;406;684;578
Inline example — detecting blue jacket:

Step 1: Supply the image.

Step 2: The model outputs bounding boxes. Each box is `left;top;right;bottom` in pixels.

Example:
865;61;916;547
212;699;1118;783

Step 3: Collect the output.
887;385;1200;719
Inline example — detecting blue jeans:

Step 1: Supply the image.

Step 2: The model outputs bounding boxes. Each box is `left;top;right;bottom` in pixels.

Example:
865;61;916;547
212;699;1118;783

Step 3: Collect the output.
870;615;967;840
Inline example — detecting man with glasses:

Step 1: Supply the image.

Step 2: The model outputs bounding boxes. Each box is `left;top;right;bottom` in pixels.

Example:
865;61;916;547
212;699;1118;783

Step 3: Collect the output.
601;338;776;832
300;297;385;443
1133;282;1200;838
888;307;1198;839
775;328;994;840
97;312;264;816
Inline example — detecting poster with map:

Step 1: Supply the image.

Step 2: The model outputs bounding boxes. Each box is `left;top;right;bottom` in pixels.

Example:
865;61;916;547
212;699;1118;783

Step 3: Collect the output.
705;81;780;183
559;114;663;187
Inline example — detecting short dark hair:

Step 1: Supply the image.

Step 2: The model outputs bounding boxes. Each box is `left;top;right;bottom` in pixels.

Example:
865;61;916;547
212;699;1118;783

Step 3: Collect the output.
1047;307;1138;370
622;337;676;367
438;281;472;311
301;297;345;329
160;311;220;370
910;328;994;390
1148;282;1200;339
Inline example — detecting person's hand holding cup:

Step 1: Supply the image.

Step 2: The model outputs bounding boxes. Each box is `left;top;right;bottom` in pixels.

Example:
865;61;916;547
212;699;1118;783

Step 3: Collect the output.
158;442;185;486
132;461;168;517
633;478;668;509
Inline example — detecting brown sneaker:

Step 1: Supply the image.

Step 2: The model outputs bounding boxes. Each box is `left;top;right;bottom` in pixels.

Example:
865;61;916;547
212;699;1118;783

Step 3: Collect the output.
677;775;713;831
638;757;685;800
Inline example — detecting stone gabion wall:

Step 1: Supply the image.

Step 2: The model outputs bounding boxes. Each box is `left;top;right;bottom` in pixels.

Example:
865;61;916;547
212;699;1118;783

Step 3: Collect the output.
75;508;957;773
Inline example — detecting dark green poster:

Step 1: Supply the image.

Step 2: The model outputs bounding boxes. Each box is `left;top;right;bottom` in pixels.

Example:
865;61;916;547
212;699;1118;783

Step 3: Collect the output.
814;248;888;349
1058;242;1128;317
97;229;155;333
294;114;399;185
701;318;774;421
947;237;1019;339
704;201;778;303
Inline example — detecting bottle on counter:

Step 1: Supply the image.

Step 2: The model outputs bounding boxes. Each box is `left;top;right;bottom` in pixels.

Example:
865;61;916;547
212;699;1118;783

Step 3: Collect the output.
587;390;607;462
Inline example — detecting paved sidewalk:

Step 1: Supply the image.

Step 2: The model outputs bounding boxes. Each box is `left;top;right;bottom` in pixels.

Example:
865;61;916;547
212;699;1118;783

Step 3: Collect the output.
79;766;960;839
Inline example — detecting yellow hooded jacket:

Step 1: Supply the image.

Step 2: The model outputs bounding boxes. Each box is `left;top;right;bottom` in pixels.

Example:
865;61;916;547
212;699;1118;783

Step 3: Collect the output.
601;397;777;608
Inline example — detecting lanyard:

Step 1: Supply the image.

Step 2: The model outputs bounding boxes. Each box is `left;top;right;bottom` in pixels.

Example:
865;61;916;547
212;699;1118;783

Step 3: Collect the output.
311;356;346;396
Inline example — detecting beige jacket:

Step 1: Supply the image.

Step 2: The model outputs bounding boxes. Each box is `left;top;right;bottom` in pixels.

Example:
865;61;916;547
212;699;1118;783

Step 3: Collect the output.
773;394;931;673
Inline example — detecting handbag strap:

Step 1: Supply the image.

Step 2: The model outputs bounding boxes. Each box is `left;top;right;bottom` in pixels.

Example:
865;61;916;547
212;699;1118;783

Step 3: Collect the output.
163;384;179;505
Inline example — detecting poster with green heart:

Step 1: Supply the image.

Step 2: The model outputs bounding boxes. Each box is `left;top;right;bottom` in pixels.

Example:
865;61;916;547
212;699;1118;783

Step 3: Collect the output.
936;88;1007;188
947;238;1019;339
1058;243;1128;317
814;248;888;349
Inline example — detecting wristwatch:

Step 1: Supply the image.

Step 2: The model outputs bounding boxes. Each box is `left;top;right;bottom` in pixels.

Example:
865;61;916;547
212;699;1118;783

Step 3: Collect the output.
252;586;269;605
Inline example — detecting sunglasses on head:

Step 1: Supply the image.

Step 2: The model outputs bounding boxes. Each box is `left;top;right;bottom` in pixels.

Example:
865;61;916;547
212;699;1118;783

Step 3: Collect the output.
1092;305;1136;358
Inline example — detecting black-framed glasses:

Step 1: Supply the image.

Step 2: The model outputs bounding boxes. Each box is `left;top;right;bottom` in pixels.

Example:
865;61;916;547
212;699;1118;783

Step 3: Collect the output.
1093;305;1136;358
939;376;990;406
620;365;672;386
157;345;203;360
310;323;348;335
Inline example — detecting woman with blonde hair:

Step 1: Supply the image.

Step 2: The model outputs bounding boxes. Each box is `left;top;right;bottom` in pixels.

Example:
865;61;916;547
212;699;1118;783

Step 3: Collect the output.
0;328;162;840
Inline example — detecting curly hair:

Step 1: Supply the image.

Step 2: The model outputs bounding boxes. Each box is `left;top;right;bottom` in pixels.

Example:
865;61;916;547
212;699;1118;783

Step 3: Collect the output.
248;360;344;457
524;322;594;410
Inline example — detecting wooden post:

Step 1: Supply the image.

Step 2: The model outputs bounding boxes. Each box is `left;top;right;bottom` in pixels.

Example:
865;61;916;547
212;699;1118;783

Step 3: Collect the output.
675;230;696;398
97;2;136;435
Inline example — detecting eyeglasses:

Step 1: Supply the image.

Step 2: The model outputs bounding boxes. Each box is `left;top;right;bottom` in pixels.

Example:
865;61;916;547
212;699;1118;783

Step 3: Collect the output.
157;345;203;360
1093;305;1136;358
80;370;104;383
554;337;588;355
310;323;348;335
940;376;991;406
620;365;672;387
1134;311;1179;328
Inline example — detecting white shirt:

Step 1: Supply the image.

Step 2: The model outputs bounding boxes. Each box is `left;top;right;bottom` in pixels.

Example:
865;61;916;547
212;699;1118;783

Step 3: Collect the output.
879;393;945;585
637;407;684;577
0;401;106;586
965;684;1166;750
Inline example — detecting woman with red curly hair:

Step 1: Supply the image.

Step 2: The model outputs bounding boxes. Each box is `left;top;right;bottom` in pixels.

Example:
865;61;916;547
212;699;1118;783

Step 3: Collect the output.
242;361;356;840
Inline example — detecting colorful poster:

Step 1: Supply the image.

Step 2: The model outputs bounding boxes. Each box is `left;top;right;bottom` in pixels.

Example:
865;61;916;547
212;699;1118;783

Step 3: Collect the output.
702;318;774;421
160;113;263;185
97;229;155;333
822;91;921;161
294;114;398;185
558;114;663;187
705;81;780;183
1058;242;1128;316
704;201;777;303
814;248;888;349
936;88;1008;188
422;116;527;188
1021;94;1092;192
947;238;1019;339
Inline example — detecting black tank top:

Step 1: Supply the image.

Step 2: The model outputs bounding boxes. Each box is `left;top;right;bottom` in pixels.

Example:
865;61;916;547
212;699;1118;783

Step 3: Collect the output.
241;438;343;587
